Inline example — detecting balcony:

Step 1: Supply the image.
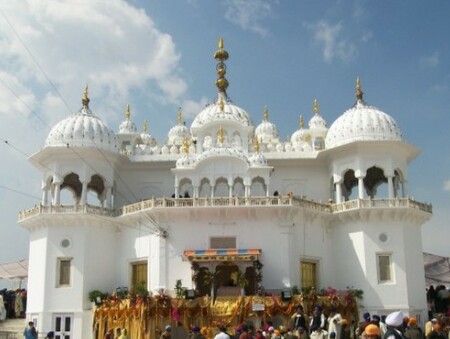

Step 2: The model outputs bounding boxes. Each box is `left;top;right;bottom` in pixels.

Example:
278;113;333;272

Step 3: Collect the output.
18;196;432;222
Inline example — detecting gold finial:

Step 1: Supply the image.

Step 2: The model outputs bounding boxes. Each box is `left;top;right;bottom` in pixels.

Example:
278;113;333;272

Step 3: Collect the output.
182;137;190;154
218;96;224;111
253;136;260;152
313;99;319;114
125;104;131;120
82;84;90;108
218;126;225;144
356;77;364;101
177;107;183;125
263;106;269;121
143;120;148;133
214;38;229;96
299;114;304;129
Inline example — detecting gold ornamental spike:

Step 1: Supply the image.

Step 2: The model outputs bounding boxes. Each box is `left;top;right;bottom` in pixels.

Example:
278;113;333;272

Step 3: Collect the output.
125;104;131;120
299;114;304;129
218;126;225;144
182;137;190;154
218;96;224;111
143;120;148;133
313;99;319;114
214;38;229;96
82;84;90;108
356;77;364;101
253;136;260;153
177;107;183;125
263;106;269;121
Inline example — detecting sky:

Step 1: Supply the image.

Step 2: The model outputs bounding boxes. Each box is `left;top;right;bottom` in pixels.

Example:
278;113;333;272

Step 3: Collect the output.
1;0;450;287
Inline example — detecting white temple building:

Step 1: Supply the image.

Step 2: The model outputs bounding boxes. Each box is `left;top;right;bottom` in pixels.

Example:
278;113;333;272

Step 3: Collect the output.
19;39;432;338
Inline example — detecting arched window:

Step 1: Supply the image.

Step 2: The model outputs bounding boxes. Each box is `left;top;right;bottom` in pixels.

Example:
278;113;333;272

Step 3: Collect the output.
251;176;266;197
343;169;358;201
199;178;212;198
87;174;105;206
60;173;82;204
179;178;193;198
214;177;229;197
364;166;387;198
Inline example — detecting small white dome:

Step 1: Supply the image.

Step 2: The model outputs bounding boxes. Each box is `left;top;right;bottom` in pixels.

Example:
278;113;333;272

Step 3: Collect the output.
45;98;117;153
309;113;327;130
118;105;137;134
191;96;253;129
248;152;268;167
308;99;327;130
118;119;137;134
255;107;279;143
326;100;403;148
168;124;190;146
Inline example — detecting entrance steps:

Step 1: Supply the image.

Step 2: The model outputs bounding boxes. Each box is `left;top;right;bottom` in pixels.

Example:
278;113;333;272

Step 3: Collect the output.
0;318;26;338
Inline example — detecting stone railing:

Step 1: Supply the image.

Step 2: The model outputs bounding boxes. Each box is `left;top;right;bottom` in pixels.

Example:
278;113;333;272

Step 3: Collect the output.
18;204;117;221
19;197;432;221
330;198;432;213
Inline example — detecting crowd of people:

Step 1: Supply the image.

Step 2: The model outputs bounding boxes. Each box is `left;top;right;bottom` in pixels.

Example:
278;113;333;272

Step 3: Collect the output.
158;304;450;339
0;288;27;321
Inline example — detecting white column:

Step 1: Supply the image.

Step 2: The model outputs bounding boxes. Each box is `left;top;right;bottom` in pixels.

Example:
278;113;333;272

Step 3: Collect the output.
174;186;179;198
81;181;88;205
53;178;62;205
105;185;112;208
387;175;394;199
357;177;365;199
41;181;49;205
335;182;342;203
193;186;199;199
211;185;214;198
228;184;233;198
149;234;167;292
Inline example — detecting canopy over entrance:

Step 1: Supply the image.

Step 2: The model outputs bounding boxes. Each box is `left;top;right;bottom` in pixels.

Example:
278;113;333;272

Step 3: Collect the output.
0;259;28;280
424;252;450;286
183;249;261;262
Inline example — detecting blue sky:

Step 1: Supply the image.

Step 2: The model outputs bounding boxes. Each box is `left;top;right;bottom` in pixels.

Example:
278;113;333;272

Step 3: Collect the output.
1;0;450;281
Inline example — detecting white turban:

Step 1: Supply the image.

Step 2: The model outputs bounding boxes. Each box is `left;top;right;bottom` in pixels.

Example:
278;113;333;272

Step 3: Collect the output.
385;311;404;327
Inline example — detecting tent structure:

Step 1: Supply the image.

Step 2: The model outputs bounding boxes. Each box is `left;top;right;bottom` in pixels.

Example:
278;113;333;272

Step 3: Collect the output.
424;252;450;286
0;259;28;281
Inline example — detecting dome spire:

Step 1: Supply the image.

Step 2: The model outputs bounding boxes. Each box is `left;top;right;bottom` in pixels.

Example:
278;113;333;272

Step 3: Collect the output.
82;84;90;109
356;77;364;102
125;104;131;120
263;106;269;121
299;114;304;129
177;107;183;125
313;99;319;114
253;135;260;152
143;119;148;133
214;38;229;100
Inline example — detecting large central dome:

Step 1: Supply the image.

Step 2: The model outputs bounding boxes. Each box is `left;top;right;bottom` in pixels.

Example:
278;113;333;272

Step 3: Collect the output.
326;80;402;148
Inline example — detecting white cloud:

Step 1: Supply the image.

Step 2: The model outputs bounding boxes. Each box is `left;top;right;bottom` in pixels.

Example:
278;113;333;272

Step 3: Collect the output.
0;0;187;114
443;180;450;191
305;20;357;63
0;0;190;269
222;0;273;37
182;97;210;120
421;52;440;68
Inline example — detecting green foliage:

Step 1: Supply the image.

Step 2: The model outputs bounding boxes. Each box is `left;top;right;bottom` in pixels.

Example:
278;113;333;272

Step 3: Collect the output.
291;285;300;295
175;279;187;298
133;281;149;297
88;290;106;304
